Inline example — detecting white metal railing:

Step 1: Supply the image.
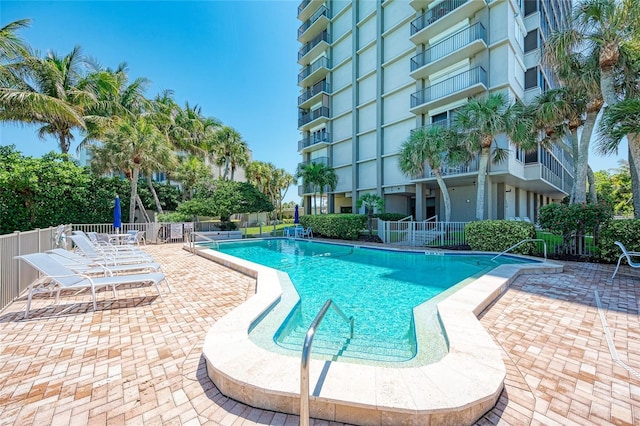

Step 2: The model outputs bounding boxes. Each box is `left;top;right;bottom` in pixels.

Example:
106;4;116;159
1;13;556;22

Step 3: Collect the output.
70;222;194;245
0;226;60;313
300;299;354;426
378;219;468;247
491;238;547;261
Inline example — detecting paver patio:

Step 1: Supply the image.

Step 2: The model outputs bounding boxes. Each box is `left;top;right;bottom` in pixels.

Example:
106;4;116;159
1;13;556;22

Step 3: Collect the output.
0;243;638;425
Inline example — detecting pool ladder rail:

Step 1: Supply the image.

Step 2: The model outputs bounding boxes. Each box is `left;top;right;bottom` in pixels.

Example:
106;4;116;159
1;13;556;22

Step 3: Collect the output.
491;238;547;261
189;232;220;253
300;299;354;426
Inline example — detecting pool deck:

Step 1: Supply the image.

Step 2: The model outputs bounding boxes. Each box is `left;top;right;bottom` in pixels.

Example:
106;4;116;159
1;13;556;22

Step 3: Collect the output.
0;243;639;425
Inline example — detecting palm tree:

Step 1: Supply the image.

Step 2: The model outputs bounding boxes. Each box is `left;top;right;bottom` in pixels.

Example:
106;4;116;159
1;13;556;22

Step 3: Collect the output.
454;93;536;220
398;125;459;222
356;193;384;238
297;162;337;214
1;45;91;154
212;126;249;180
89;117;171;223
545;0;640;213
528;83;601;203
273;168;295;221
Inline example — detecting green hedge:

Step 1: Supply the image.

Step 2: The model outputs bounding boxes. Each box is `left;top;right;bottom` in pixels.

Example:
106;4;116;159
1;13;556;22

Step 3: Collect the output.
374;213;409;221
299;214;367;240
597;219;640;263
466;220;536;254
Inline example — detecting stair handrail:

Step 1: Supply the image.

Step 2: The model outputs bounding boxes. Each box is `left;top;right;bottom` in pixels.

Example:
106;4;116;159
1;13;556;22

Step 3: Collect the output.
300;299;354;426
491;238;547;261
189;232;220;253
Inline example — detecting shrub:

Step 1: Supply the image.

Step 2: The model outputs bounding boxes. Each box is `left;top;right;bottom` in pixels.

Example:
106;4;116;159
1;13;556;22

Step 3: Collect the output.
374;213;409;221
465;220;536;254
299;214;367;240
597;219;640;263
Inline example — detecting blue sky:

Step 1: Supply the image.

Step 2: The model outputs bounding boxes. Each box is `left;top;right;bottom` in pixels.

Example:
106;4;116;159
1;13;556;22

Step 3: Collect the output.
0;0;629;199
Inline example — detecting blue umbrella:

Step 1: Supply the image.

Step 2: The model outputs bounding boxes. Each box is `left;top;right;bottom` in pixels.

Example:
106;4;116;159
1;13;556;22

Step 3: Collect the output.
294;204;299;224
113;196;122;231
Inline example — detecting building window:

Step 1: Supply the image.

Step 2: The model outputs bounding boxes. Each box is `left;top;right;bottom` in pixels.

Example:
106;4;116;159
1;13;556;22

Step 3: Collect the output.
524;30;538;53
524;0;538;16
525;67;538;89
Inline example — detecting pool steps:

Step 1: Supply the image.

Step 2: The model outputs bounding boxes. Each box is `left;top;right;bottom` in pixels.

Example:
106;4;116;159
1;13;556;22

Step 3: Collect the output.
198;244;564;425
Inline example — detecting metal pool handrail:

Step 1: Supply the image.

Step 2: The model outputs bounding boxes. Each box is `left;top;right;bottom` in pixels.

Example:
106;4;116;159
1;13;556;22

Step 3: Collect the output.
300;299;354;426
189;232;219;253
491;238;547;261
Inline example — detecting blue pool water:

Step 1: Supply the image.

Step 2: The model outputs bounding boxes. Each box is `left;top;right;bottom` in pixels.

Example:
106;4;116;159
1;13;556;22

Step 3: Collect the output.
212;239;531;364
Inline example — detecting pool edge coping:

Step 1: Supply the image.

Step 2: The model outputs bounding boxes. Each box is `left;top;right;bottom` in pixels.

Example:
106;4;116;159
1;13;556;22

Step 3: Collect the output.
194;241;564;425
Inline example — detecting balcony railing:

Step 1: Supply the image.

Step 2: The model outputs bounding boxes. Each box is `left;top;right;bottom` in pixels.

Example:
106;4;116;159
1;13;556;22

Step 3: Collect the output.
411;0;469;35
298;132;331;151
298;30;329;61
411;23;486;71
298;6;329;38
298;106;330;127
298;157;331;176
298;81;330;105
298;56;331;83
411;67;487;108
298;0;312;15
429;156;480;178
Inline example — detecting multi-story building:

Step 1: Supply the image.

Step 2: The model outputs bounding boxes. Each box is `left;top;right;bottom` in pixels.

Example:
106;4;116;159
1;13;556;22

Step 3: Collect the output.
296;0;573;222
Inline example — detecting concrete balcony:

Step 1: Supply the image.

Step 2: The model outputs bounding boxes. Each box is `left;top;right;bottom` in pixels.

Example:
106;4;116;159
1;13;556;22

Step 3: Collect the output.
298;106;330;130
298;30;330;65
298;6;330;43
410;0;487;46
298;56;331;88
410;23;486;80
298;80;330;109
298;0;324;22
410;66;487;115
298;132;331;152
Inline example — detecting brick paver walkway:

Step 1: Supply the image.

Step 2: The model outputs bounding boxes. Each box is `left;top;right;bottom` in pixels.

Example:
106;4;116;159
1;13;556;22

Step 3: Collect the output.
0;244;638;425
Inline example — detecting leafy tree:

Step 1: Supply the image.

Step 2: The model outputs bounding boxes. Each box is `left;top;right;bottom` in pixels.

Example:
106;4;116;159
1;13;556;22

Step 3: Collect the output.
177;180;273;229
594;161;633;216
454;93;536;220
356;193;384;238
173;155;211;200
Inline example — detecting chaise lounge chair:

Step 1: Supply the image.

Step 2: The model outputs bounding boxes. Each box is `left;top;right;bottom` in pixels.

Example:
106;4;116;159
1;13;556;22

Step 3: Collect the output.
46;248;162;275
611;241;640;279
15;252;167;319
68;235;154;264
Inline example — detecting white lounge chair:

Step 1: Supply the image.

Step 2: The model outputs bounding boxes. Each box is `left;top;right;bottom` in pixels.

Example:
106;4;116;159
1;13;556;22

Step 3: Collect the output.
611;241;640;279
68;235;154;264
300;227;313;239
15;252;167;319
46;249;162;275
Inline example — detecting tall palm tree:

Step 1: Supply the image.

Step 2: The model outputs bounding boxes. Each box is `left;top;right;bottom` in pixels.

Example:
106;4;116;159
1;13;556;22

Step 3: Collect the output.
545;0;640;213
398;125;459;222
89;117;171;223
297;162;337;214
273;168;295;221
454;93;536;220
173;155;211;200
1;45;91;154
212;126;249;180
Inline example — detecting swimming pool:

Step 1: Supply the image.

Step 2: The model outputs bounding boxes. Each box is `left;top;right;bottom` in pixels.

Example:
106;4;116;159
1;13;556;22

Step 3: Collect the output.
199;239;562;425
210;239;532;365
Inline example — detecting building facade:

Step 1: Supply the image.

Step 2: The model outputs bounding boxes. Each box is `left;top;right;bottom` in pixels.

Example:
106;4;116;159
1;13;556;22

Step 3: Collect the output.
296;0;573;221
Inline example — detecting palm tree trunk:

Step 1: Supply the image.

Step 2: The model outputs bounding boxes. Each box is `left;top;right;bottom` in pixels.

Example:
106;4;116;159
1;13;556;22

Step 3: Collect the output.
129;167;140;223
587;166;597;203
475;148;491;220
433;169;451;222
628;136;640;218
574;111;598;204
570;130;580;203
146;175;164;214
600;68;619;108
136;194;151;223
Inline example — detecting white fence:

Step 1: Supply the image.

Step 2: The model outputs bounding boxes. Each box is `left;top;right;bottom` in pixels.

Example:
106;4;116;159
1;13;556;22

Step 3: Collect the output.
69;222;194;244
377;219;469;247
0;226;59;313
